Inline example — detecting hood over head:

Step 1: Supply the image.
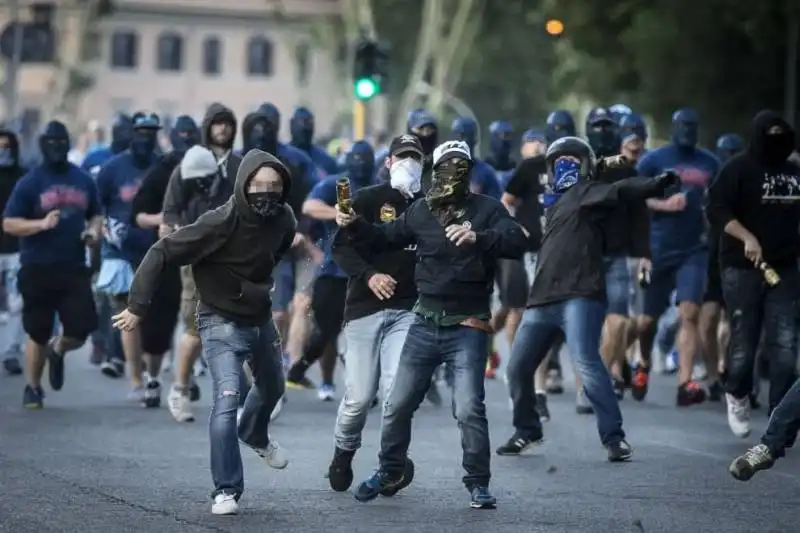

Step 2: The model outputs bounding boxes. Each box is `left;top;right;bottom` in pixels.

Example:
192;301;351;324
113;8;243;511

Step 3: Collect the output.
451;116;479;153
345;140;375;187
545;110;576;144
111;114;134;154
290;106;314;149
749;110;795;166
671;108;699;149
170;115;200;156
233;149;292;223
242;112;278;155
202;102;237;149
257;103;281;129
39;120;71;170
0;127;20;169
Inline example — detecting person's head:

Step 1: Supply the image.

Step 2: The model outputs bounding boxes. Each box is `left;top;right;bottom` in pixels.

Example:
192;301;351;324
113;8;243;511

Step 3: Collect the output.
671;108;699;149
715;133;745;163
544;136;596;200
210;119;233;147
609;104;633;125
110;114;134;154
345;140;375;187
234;149;291;221
386;134;424;197
618;112;648;163
169;115;200;157
520;129;546;159
427;140;473;208
130;112;161;166
0;129;19;168
202;103;237;151
545;110;576;145
88;120;105;146
585;107;620;158
407;110;438;156
242;112;278;155
488;120;513;162
180;145;218;197
39;120;71;170
749;110;795;166
451;116;479;154
290;106;314;149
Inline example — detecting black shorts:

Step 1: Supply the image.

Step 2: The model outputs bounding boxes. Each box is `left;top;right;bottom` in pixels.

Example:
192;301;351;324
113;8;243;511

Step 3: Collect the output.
495;258;528;309
18;264;98;345
310;275;347;338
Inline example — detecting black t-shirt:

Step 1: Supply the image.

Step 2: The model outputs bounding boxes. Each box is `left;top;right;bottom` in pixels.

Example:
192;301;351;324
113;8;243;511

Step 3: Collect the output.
504;156;545;251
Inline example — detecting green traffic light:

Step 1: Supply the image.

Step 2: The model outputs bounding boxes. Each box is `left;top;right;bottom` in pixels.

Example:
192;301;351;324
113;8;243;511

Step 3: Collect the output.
354;77;378;100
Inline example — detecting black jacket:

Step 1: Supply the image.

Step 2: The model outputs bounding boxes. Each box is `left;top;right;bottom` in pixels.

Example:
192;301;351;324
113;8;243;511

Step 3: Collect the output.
0;129;26;254
128;150;296;325
706;111;800;270
340;193;527;318
162;103;241;227
596;165;651;258
333;183;419;321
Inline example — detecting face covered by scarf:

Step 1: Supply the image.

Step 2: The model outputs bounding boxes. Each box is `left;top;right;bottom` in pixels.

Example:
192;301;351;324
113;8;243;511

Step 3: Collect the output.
426;156;471;225
542;157;581;207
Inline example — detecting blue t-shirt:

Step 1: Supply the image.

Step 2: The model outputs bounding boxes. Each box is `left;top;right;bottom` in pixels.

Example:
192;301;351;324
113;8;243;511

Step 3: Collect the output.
301;145;339;178
307;174;370;278
472;159;503;199
637;144;720;262
3;164;100;266
95;150;158;263
80;147;115;177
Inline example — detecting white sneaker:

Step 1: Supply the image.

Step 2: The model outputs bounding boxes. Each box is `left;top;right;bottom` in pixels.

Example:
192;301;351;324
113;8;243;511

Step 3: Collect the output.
270;396;286;422
317;383;335;401
211;493;238;515
726;393;751;438
167;385;195;423
246;439;289;469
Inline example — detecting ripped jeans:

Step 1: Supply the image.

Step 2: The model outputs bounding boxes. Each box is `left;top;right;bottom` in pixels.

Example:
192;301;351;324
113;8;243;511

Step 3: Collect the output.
197;308;285;499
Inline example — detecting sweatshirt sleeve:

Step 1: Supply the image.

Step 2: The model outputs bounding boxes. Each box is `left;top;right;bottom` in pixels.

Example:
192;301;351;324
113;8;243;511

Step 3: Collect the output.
705;160;739;231
273;205;298;264
161;166;184;227
344;200;416;252
581;177;667;208
332;191;378;280
127;208;227;317
130;165;162;224
474;202;528;259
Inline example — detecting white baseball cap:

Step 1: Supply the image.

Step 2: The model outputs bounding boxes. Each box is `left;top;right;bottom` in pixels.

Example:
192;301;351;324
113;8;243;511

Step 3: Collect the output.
433;140;471;167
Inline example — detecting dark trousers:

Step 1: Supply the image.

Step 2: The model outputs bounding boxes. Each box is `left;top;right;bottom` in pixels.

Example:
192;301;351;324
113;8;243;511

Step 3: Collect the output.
761;376;800;458
722;266;799;412
302;275;347;368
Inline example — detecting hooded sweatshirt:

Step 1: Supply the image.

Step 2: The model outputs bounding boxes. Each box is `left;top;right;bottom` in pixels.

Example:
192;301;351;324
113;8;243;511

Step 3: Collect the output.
127;150;296;325
161;103;240;227
706;110;800;270
0;129;27;254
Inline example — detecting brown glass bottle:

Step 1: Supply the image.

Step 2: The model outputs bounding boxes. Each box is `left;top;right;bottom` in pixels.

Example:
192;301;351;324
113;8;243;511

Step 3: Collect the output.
336;177;352;212
757;261;781;286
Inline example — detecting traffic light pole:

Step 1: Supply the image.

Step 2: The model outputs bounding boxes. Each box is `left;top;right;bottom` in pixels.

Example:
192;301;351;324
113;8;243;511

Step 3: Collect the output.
353;99;366;140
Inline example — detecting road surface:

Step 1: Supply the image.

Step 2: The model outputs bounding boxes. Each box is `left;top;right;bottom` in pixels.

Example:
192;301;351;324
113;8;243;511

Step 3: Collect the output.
1;343;798;533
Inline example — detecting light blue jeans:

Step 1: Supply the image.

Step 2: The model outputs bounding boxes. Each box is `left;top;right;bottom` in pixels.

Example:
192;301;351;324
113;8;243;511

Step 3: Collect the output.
0;253;24;357
197;309;285;499
335;309;415;451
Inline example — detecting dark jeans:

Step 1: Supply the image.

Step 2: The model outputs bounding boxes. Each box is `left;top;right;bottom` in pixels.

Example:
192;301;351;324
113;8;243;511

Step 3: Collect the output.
301;275;347;369
762;376;800;458
506;298;625;445
197;309;285;499
379;315;491;489
722;267;799;412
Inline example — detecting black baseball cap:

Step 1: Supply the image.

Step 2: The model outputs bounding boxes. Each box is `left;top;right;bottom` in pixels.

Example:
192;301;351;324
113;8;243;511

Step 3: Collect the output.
389;134;424;158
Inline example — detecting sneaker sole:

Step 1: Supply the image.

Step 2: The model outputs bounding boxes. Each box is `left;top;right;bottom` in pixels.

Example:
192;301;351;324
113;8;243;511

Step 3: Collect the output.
23;402;43;409
496;439;545;456
470;500;497;509
100;366;122;379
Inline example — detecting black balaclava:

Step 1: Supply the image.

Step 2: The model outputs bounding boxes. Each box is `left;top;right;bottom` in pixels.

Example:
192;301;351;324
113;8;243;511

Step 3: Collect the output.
345;140;375;188
585;107;620;158
407;110;438;157
243;113;279;155
110;114;134;154
130;112;160;168
749;110;795;167
39;121;71;173
169;115;200;158
290;107;314;151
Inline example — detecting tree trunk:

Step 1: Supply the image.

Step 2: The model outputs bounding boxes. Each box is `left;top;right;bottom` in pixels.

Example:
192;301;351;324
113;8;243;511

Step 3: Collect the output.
393;0;442;133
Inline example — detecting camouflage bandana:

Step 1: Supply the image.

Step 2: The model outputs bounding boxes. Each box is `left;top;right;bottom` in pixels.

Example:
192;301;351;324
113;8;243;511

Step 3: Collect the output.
426;158;471;225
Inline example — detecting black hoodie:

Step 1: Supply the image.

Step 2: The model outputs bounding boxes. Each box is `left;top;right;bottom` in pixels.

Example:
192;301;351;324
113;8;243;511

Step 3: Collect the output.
0;129;26;254
128;150;296;325
706;110;800;271
162;103;241;227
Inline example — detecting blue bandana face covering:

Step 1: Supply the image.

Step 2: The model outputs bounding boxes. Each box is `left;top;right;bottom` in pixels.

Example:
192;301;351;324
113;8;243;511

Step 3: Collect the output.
543;157;581;207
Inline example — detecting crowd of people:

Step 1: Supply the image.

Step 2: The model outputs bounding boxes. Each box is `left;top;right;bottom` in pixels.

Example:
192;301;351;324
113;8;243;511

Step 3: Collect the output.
0;99;798;514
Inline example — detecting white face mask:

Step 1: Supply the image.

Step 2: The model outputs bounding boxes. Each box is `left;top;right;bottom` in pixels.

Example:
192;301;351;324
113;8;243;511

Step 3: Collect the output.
389;157;422;198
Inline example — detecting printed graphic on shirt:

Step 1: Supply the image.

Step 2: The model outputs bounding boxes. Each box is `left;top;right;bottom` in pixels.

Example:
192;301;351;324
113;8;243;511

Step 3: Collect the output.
762;172;800;203
675;165;711;189
119;182;141;203
39;185;89;218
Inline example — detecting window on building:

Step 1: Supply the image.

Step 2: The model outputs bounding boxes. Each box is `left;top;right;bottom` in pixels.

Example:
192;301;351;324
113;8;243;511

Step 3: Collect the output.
156;32;183;72
202;37;221;75
246;36;273;76
295;42;310;86
109;30;138;68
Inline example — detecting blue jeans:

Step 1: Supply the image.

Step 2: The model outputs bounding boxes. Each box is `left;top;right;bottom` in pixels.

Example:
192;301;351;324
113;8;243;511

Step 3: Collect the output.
92;291;123;362
506;298;625;445
761;376;800;458
722;267;799;412
379;315;491;488
604;256;631;316
197;309;285;498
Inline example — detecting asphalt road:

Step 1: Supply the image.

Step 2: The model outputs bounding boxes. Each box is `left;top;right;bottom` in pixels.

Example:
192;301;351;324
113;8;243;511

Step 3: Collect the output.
1;340;799;533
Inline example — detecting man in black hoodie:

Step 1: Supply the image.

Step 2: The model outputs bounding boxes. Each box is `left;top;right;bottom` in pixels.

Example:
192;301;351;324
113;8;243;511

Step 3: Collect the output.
160;103;241;422
113;149;296;516
706;110;800;439
335;140;528;509
0;128;26;375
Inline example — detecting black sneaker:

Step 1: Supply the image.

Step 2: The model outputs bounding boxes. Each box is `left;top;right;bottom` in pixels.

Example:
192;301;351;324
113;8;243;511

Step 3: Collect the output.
189;381;201;402
46;340;65;391
676;381;706;406
612;378;625;400
381;458;414;497
469;486;497;509
142;379;161;408
101;358;124;379
606;439;633;462
496;435;543;456
353;468;405;503
328;448;355;492
749;392;761;410
3;357;22;376
535;393;550;422
286;363;316;390
707;380;722;402
729;444;774;481
23;384;44;409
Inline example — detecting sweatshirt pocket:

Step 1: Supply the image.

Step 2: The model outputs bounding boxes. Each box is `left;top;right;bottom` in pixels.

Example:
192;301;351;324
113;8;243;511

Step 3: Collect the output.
234;279;271;315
